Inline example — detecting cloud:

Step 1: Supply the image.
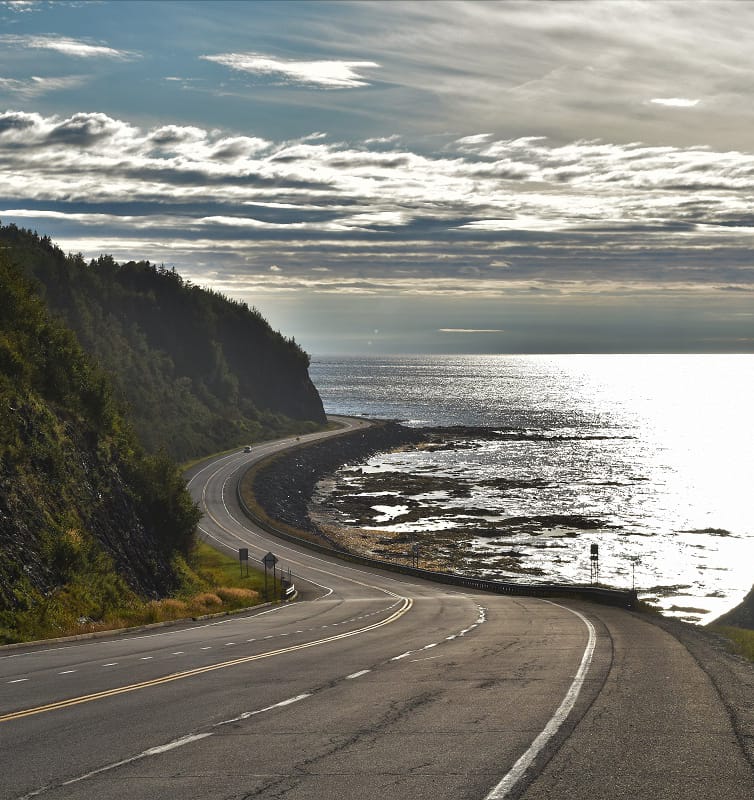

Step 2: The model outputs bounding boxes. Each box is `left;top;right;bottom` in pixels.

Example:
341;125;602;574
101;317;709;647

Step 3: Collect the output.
2;108;754;307
438;328;505;333
650;98;700;108
1;1;39;11
364;135;401;145
0;34;137;59
201;52;380;88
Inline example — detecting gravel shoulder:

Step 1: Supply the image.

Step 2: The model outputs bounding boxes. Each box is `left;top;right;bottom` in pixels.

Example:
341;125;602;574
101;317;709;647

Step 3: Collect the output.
645;613;754;769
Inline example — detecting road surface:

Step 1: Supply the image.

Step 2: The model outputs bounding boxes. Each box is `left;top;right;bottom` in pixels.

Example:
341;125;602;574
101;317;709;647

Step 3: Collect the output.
1;418;751;799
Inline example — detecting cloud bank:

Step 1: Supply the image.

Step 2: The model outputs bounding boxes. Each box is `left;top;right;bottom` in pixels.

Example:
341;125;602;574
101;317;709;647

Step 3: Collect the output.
2;108;753;308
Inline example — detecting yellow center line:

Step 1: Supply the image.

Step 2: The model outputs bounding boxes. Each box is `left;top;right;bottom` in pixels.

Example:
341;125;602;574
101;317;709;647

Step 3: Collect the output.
0;598;412;724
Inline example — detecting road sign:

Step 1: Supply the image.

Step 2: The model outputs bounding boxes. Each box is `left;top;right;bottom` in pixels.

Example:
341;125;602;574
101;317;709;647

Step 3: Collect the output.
239;548;249;561
262;552;278;568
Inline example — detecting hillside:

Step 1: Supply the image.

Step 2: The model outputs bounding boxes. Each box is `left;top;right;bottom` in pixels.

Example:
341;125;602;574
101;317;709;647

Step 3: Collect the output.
0;252;200;642
0;223;326;461
713;586;754;630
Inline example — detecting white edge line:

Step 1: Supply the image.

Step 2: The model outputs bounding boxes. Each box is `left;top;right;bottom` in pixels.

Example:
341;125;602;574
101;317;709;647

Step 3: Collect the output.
345;669;371;679
484;600;597;800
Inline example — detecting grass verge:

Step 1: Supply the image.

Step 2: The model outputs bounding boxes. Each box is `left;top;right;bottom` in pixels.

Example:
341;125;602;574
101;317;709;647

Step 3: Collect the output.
709;625;754;662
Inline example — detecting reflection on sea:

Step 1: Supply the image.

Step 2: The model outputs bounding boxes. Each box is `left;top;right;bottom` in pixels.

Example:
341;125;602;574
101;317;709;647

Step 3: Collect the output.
310;354;754;624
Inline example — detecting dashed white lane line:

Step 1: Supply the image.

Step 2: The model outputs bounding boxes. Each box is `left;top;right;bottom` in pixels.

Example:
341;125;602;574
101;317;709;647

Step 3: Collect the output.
345;670;371;680
140;656;153;660
17;692;312;797
8;678;28;683
386;603;488;664
224;642;235;646
201;647;212;650
172;652;184;655
391;652;413;661
58;670;76;675
214;693;311;727
53;733;214;792
101;663;118;667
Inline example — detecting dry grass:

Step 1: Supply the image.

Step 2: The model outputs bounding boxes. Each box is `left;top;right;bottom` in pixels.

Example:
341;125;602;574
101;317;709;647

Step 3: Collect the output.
711;625;754;662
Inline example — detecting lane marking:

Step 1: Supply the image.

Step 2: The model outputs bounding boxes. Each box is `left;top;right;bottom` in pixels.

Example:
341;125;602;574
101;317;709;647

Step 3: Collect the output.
101;663;118;667
345;670;371;680
140;656;153;660
0;598;412;724
391;652;413;661
484;601;597;800
214;693;311;727
54;733;214;791
8;678;28;683
58;671;76;675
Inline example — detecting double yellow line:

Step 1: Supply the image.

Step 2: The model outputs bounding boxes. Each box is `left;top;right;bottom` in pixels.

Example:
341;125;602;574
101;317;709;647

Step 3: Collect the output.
0;597;412;724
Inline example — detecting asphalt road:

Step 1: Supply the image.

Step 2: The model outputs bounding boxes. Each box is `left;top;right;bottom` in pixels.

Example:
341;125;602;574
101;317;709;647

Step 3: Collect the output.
1;418;751;799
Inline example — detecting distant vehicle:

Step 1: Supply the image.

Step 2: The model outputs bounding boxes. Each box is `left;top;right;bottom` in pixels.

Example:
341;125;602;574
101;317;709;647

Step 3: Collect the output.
243;445;252;453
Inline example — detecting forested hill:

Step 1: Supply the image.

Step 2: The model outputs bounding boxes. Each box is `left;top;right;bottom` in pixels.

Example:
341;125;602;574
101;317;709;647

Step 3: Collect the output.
0;252;200;641
0;223;326;461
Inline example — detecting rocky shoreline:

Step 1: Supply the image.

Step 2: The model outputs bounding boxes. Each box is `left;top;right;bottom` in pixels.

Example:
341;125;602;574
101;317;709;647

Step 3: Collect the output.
250;419;754;629
250;420;426;543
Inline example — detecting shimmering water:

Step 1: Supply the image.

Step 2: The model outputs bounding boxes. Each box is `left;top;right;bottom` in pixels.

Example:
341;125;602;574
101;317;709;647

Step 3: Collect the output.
309;354;754;623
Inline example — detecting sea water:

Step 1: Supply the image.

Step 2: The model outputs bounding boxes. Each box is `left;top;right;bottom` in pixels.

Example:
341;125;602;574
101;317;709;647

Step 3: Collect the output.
309;354;754;623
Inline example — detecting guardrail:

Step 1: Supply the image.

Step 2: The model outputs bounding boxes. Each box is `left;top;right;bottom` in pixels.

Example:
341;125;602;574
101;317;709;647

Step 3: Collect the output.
236;479;637;610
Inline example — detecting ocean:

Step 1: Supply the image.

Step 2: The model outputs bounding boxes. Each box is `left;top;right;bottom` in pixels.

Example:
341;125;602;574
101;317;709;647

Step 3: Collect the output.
309;354;754;624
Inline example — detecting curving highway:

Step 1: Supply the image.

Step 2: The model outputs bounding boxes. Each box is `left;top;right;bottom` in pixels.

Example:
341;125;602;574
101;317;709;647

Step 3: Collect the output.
1;418;752;799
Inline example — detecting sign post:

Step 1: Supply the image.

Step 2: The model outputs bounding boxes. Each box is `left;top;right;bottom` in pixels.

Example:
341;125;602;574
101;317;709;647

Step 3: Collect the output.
590;543;599;585
262;551;278;601
238;548;249;578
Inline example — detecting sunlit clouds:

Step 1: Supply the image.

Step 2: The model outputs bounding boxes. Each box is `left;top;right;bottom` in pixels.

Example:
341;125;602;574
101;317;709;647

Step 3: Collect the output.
0;33;136;59
650;98;700;108
201;53;380;89
2;106;754;321
1;0;754;352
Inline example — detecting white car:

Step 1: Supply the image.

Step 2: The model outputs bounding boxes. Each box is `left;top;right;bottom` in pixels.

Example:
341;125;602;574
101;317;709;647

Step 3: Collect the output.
243;445;252;453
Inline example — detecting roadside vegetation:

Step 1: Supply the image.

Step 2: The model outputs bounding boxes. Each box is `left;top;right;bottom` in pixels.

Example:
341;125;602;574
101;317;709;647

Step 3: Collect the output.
0;222;326;462
1;541;266;644
0;224;327;645
711;625;754;663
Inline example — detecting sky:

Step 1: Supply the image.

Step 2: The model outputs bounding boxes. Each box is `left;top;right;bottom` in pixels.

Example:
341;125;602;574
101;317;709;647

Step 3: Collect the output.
1;0;754;355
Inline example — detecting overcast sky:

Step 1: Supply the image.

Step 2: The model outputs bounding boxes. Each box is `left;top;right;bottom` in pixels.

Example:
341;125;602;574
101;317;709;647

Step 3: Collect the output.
1;0;754;354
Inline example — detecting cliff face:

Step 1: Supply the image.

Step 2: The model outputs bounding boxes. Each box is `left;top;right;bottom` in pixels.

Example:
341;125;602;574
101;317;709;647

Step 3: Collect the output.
1;223;326;461
0;252;198;641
